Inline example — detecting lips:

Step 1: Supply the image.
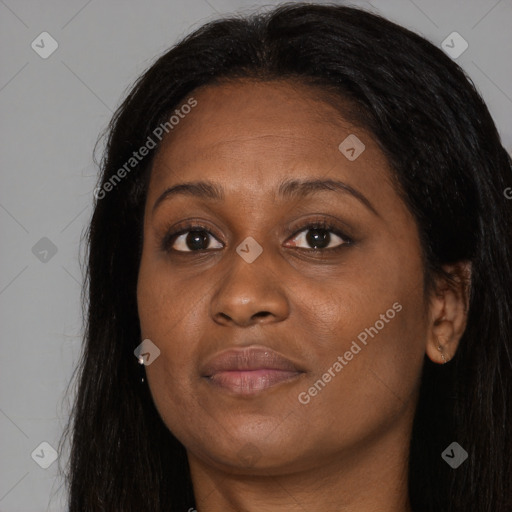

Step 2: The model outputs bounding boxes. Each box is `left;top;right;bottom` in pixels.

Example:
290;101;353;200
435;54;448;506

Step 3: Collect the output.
201;346;305;395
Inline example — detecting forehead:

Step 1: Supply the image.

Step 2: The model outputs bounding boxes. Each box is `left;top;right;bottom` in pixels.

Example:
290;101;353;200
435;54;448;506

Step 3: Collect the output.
148;79;393;202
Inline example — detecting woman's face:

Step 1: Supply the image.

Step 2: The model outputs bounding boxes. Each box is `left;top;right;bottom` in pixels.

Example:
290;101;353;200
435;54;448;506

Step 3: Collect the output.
137;79;430;474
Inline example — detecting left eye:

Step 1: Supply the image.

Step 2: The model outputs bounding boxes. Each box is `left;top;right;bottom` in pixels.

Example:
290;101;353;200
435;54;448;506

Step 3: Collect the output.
287;226;347;250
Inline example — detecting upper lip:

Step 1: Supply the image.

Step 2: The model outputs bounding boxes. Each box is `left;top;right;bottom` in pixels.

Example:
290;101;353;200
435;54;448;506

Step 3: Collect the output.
201;345;304;377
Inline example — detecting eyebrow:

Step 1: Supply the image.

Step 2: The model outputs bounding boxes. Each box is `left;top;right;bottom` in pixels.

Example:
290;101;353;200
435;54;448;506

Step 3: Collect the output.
152;178;379;216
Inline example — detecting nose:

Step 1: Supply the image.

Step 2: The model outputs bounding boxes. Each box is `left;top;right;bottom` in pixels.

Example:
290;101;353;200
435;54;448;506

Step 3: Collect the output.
210;247;290;327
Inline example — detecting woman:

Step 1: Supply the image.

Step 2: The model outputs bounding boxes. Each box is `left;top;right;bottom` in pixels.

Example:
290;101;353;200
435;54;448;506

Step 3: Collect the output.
59;3;512;511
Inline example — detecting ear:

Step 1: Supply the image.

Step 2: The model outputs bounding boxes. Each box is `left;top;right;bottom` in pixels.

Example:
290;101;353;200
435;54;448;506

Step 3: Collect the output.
425;261;472;365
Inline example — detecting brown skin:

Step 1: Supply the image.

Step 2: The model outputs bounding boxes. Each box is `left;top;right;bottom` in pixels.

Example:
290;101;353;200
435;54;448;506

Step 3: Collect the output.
136;79;470;512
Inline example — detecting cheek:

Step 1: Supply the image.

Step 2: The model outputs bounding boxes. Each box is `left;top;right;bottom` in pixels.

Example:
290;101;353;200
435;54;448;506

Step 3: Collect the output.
136;257;199;402
294;243;427;432
137;248;204;344
295;304;426;452
296;278;427;447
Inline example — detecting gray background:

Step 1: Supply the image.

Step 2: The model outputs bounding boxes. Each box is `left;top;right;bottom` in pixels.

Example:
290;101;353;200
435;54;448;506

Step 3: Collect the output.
0;0;511;510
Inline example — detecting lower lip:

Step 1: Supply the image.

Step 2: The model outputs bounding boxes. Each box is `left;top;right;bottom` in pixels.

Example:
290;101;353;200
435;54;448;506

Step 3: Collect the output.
205;369;302;394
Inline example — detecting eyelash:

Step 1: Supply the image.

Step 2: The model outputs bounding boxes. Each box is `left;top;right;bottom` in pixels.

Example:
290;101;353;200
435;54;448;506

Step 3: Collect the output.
160;219;353;254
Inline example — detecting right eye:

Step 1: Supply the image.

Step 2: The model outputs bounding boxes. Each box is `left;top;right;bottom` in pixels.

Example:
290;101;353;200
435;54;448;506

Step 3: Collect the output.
162;225;223;253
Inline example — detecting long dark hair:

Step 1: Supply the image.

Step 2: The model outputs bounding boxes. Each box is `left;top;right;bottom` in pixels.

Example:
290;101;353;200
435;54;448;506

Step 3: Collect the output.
59;3;512;510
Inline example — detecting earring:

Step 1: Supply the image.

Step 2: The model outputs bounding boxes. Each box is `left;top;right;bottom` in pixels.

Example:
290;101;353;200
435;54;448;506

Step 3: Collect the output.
437;343;448;364
137;355;146;383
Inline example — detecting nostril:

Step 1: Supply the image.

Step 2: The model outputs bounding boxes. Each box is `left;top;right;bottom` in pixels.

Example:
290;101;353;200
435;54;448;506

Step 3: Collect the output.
253;311;272;320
